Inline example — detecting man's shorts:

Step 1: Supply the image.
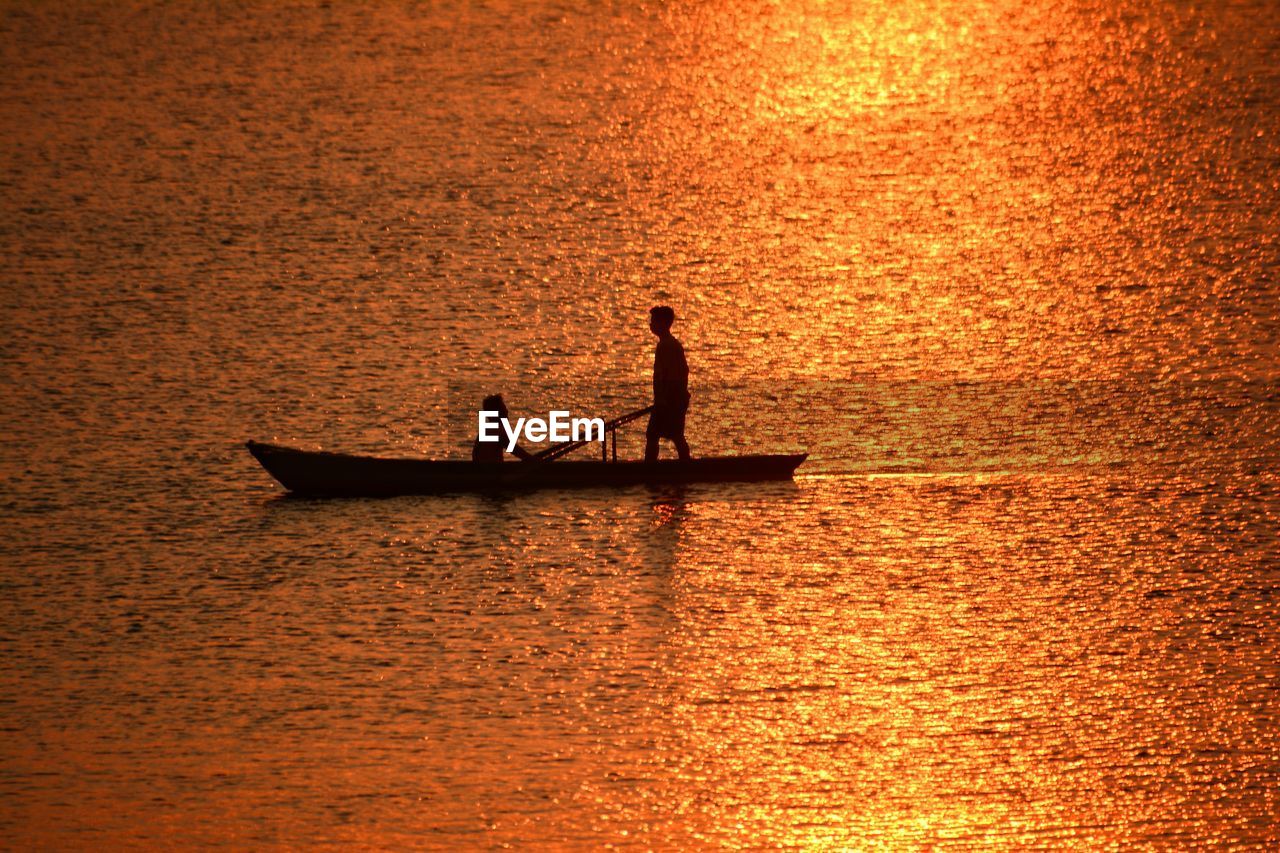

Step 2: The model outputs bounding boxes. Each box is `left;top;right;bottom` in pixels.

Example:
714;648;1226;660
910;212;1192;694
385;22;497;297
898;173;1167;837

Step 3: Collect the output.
646;402;687;440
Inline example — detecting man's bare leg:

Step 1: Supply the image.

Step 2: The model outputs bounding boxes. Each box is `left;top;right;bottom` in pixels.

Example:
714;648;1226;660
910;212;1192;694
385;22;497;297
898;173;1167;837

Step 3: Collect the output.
674;436;691;461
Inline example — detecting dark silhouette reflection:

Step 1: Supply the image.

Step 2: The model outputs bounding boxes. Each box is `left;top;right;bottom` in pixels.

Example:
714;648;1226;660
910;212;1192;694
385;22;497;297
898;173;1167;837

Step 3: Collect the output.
646;485;692;559
650;487;691;529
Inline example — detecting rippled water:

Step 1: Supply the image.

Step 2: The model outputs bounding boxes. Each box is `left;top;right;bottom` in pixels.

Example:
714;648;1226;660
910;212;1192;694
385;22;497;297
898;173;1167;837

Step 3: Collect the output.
2;0;1278;847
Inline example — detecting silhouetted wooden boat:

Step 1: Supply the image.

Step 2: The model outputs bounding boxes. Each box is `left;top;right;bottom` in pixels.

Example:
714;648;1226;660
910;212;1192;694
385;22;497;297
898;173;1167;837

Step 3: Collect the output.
246;440;806;496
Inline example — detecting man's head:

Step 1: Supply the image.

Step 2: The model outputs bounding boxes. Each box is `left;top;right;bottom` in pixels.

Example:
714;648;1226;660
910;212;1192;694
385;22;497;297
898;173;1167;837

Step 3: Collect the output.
482;393;508;417
649;305;675;336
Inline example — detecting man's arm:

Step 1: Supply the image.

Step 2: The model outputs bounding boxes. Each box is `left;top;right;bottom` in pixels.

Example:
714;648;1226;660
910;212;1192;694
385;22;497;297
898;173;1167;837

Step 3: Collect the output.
672;342;689;387
654;340;689;406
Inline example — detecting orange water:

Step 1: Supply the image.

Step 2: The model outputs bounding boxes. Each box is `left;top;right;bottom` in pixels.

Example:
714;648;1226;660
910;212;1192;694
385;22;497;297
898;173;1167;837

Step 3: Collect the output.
2;0;1278;847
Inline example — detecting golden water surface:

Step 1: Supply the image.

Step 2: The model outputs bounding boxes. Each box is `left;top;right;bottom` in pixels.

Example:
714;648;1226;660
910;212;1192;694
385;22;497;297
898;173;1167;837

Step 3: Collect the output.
2;0;1278;847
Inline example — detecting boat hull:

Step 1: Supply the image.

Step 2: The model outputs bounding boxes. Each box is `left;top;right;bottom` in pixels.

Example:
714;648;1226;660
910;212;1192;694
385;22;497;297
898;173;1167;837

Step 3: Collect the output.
246;441;806;496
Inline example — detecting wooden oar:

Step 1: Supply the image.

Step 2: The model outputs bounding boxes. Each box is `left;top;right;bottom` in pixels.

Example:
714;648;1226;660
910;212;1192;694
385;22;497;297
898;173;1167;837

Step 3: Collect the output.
530;405;653;463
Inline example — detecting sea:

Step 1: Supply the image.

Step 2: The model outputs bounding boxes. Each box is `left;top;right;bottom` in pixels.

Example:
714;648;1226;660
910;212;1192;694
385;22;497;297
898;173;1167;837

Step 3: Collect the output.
1;0;1278;847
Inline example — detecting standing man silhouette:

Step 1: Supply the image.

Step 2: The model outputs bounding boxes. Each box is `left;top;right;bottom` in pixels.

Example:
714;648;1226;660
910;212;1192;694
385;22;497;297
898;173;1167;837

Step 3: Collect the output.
645;305;692;462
